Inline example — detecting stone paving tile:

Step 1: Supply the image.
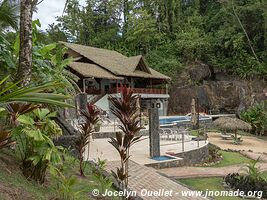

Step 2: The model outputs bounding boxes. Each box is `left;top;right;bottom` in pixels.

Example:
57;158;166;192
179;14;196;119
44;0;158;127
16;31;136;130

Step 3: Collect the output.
105;160;205;200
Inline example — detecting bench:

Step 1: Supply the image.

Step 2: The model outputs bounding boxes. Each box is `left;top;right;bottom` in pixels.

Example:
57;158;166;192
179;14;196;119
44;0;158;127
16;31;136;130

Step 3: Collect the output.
221;133;232;140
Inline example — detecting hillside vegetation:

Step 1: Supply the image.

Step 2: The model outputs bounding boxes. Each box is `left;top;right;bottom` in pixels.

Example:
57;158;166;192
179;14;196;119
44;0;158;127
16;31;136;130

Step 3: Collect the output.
44;0;267;78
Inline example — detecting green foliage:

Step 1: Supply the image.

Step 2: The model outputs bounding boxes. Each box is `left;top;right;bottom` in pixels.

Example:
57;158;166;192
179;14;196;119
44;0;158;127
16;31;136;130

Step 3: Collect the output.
0;0;18;30
241;101;267;136
47;0;267;78
207;144;222;163
13;108;63;183
0;34;17;76
50;167;82;200
0;76;73;108
0;148;118;199
91;158;113;194
224;158;267;198
241;157;266;181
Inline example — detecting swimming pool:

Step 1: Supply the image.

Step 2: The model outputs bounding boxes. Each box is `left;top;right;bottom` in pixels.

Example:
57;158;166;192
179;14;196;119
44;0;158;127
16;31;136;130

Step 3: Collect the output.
151;155;176;161
159;116;212;125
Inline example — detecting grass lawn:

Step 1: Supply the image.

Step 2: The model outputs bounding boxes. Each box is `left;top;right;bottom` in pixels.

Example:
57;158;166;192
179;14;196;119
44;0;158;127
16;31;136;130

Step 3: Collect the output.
262;171;267;179
211;150;252;167
0;148;117;200
179;177;241;200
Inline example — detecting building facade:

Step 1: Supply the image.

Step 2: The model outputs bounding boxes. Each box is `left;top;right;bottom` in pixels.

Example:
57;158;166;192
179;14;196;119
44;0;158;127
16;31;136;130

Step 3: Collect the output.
62;42;171;116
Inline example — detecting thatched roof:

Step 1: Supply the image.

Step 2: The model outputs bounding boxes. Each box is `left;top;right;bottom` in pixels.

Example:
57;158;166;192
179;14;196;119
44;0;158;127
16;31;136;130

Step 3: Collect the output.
69;62;123;80
214;117;252;130
60;42;170;80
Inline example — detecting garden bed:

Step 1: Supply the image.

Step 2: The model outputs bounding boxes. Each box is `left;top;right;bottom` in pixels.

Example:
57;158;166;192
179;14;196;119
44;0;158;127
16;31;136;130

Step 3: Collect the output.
0;148;118;200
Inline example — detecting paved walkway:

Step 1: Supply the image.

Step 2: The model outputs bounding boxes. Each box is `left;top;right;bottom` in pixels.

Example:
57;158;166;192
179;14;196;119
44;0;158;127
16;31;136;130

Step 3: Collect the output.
158;163;267;179
105;160;205;200
87;136;207;165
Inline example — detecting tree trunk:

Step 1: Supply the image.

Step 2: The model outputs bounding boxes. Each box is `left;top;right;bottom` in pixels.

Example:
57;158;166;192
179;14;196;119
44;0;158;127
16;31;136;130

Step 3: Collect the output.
16;0;34;86
122;0;129;36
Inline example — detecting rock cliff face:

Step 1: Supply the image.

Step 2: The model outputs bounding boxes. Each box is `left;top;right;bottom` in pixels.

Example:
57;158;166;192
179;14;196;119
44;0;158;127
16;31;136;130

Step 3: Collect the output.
168;62;267;115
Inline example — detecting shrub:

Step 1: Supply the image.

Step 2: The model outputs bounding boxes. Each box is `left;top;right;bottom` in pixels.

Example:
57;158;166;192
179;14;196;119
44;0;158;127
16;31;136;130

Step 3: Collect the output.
224;158;267;198
13;108;63;183
207;144;222;163
51;166;82;200
241;101;267;136
91;158;113;194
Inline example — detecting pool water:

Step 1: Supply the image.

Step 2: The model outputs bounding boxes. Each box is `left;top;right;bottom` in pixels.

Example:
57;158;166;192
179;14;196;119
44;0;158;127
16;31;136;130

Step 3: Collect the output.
159;116;211;125
159;116;189;125
151;155;176;161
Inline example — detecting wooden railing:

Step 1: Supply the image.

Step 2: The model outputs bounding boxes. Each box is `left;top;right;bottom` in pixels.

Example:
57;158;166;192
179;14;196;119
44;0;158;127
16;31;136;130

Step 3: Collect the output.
86;87;167;95
117;87;166;94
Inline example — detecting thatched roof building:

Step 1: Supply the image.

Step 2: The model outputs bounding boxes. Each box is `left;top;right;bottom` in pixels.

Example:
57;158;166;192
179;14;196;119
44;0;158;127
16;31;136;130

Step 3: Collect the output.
61;42;170;81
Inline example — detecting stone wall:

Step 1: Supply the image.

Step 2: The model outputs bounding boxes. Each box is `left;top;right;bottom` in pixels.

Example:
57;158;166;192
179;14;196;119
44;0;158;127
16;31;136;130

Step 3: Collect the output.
169;62;267;115
175;142;209;166
145;143;209;169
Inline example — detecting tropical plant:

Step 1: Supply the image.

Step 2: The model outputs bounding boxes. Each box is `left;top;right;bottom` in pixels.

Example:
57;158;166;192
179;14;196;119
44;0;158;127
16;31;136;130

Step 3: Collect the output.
207;143;222;163
0;34;17;77
0;76;73;107
91;158;113;194
241;101;267;136
108;87;143;192
75;103;100;177
13;108;63;183
240;157;266;182
50;166;82;200
0;0;19;30
10;19;80;95
224;158;267;198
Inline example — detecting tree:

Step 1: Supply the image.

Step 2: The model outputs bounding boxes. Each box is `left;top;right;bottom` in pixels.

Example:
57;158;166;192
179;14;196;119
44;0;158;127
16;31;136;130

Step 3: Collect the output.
50;0;267;78
0;0;19;30
15;0;38;86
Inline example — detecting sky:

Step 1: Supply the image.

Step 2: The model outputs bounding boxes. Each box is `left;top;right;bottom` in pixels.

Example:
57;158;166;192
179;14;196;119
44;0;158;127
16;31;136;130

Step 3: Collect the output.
33;0;86;31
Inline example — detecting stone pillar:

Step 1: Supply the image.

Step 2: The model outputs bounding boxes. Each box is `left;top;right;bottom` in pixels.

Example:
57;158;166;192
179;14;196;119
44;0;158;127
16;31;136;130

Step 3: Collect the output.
149;102;160;158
